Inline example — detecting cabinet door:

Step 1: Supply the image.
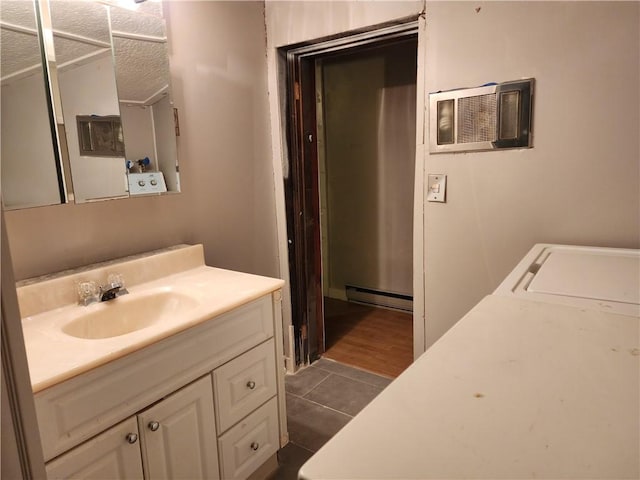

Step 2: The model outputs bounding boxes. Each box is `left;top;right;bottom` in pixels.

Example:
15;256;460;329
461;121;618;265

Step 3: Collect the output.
138;376;219;480
45;417;143;479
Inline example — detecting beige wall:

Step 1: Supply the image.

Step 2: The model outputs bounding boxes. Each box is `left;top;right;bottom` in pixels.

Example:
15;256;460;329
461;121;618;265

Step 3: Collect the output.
4;1;279;282
120;104;155;169
423;1;640;346
265;0;640;355
265;1;423;47
153;95;180;192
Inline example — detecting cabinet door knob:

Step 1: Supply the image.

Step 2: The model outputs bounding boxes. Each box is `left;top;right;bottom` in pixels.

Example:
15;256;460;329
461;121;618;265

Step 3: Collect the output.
250;442;259;451
246;380;256;390
126;433;138;444
148;421;160;432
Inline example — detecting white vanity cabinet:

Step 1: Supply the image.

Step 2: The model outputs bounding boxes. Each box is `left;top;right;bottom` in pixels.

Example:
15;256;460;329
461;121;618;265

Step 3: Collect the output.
34;292;287;480
46;376;218;480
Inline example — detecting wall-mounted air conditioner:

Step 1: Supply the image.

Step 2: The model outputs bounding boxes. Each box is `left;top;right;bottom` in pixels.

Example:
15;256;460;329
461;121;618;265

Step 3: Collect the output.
429;78;534;153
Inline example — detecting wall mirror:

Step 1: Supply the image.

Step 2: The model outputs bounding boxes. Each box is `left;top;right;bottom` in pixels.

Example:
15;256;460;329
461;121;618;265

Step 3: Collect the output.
1;0;66;209
48;0;127;202
0;0;180;210
109;0;179;194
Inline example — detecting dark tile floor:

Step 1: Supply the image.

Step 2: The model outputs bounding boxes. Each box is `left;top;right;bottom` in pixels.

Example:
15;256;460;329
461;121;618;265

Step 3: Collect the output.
271;358;392;480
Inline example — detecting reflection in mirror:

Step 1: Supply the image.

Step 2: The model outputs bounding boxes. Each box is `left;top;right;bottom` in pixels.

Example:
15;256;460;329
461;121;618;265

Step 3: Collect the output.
2;0;180;209
110;2;180;195
46;0;128;202
1;0;65;209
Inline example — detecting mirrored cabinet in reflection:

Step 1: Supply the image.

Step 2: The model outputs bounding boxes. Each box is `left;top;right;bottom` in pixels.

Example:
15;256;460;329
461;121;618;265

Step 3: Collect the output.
0;0;65;209
0;0;180;210
110;1;179;194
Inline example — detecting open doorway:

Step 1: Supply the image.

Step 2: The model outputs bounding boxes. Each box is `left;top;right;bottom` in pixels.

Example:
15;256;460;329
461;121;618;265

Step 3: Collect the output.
282;21;418;378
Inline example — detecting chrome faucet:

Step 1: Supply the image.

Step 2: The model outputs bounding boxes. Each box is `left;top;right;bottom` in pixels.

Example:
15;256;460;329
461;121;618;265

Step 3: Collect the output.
100;283;126;301
77;274;129;306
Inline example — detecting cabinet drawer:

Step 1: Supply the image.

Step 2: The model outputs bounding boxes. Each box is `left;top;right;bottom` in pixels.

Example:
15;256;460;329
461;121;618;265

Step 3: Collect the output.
46;417;143;480
217;397;279;480
213;339;277;433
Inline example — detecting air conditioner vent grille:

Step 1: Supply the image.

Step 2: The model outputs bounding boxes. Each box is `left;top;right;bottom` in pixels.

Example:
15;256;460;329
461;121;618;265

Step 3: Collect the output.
457;93;497;144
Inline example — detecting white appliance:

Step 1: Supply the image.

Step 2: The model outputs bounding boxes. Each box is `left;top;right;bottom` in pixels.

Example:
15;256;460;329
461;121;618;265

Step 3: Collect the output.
298;244;639;480
127;172;167;195
494;244;640;316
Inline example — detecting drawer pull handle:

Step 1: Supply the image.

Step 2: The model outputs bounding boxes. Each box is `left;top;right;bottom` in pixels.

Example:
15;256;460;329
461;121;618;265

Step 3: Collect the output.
126;433;138;444
250;442;260;451
246;381;256;390
148;421;160;432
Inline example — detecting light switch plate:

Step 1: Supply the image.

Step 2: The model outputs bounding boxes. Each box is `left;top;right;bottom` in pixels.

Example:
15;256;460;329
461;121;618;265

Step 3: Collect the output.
427;174;446;202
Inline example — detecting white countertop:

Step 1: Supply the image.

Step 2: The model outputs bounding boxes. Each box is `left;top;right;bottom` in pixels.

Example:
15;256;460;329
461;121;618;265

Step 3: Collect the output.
299;295;640;479
22;265;283;393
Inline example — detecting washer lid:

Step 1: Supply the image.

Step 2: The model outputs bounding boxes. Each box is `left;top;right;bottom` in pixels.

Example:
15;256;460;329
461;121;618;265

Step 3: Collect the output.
527;250;640;304
494;244;640;316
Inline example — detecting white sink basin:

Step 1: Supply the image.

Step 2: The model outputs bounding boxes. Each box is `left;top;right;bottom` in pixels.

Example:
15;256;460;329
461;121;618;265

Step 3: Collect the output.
62;289;200;339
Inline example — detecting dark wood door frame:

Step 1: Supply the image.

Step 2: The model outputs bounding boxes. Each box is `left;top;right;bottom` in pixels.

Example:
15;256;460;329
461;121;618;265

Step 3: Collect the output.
283;52;321;366
282;18;419;367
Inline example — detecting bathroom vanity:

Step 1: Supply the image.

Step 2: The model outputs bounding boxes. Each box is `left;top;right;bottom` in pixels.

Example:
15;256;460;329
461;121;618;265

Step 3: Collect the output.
18;245;286;479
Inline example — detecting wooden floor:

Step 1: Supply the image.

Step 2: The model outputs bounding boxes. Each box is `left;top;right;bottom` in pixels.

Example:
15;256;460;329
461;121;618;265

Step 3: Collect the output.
322;297;413;378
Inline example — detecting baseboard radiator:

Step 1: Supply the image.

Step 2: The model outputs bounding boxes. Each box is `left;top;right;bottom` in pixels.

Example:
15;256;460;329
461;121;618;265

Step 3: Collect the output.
345;285;413;312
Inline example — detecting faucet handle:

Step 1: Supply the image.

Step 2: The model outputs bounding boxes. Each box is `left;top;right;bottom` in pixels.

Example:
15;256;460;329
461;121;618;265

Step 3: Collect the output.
106;273;125;288
77;281;99;305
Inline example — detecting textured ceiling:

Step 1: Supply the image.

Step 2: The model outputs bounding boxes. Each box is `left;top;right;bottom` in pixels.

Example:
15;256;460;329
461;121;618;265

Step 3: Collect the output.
54;37;110;67
110;4;164;37
113;36;169;103
1;1;41;82
1;28;42;79
1;0;170;102
110;2;170;103
134;0;163;19
1;0;37;27
50;0;111;43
